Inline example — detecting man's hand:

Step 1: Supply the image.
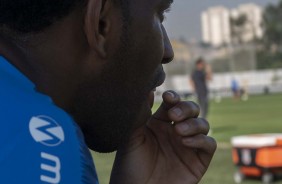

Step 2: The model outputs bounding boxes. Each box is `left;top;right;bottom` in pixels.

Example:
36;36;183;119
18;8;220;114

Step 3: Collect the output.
110;91;217;184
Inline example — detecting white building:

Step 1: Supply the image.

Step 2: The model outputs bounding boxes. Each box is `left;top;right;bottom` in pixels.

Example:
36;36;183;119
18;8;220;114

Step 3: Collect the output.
202;3;263;46
234;3;263;42
202;6;231;47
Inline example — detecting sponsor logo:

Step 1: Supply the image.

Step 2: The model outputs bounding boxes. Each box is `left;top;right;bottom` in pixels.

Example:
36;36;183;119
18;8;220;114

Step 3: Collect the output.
242;149;252;165
41;152;61;184
29;115;65;146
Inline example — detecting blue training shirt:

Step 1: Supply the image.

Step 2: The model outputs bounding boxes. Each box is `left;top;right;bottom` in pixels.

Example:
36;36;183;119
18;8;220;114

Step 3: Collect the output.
0;56;99;184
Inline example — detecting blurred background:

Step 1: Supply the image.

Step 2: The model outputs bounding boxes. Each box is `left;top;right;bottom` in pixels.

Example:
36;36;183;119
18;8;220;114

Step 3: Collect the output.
160;0;282;98
93;0;282;183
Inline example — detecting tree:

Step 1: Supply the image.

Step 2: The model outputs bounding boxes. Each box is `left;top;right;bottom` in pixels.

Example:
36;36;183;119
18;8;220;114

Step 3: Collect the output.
256;0;282;69
230;14;247;44
228;14;257;71
262;0;282;52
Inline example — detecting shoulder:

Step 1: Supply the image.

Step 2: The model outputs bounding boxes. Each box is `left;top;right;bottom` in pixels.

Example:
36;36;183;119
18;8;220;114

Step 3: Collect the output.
0;81;98;184
0;58;98;183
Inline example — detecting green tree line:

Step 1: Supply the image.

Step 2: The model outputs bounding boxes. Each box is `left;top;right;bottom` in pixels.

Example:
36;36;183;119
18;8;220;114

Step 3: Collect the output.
258;0;282;69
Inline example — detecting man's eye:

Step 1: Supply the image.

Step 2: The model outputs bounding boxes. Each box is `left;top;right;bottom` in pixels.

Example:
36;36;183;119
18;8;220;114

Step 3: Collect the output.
158;8;171;22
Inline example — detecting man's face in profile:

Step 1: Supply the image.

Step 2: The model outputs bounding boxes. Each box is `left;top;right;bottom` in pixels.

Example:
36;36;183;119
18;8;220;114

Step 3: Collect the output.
72;0;173;153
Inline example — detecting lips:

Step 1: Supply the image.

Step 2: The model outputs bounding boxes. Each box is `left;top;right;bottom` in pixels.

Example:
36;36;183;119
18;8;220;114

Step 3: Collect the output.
148;67;166;108
155;71;166;88
151;67;166;90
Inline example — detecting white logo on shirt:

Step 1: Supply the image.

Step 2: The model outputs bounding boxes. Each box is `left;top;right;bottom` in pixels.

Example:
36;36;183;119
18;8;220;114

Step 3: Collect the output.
29;115;65;147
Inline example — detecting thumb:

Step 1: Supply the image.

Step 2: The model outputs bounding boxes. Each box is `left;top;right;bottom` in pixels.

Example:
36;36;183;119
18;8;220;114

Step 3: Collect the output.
153;90;181;122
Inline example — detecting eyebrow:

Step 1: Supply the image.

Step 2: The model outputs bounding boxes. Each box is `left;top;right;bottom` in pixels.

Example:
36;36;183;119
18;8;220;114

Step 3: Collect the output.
159;0;174;10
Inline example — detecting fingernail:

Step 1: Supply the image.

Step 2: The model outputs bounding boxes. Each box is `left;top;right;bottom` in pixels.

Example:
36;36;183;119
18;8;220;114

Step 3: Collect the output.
167;91;175;99
172;107;182;117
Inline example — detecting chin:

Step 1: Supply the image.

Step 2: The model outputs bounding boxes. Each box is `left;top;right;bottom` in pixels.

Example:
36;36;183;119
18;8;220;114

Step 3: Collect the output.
84;134;120;153
73;105;139;153
70;85;148;153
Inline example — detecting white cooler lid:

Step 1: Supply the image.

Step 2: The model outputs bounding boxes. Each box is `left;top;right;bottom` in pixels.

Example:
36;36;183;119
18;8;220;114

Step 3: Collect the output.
231;133;282;147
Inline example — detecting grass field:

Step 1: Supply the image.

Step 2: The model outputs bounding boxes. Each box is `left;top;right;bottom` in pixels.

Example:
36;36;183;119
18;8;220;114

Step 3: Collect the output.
92;93;282;184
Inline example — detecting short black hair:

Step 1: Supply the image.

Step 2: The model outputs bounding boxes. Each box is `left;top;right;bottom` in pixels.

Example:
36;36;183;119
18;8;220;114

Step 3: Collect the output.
0;0;128;34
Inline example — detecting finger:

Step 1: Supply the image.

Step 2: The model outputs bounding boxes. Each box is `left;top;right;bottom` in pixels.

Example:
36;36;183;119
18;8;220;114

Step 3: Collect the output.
180;135;217;171
168;101;200;122
153;90;181;121
174;118;209;136
182;134;217;155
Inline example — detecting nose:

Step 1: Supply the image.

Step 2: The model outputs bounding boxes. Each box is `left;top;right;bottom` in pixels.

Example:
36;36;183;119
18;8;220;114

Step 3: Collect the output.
162;26;174;64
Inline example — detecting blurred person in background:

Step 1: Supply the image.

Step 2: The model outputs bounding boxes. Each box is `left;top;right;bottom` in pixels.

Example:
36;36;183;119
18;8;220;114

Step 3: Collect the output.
231;78;240;101
190;58;212;119
241;79;249;101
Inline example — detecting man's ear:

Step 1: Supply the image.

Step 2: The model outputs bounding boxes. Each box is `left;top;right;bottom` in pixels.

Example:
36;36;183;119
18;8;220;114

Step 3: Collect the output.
84;0;111;58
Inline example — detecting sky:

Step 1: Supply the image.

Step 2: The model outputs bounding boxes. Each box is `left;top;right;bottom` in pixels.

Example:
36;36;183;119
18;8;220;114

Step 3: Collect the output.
163;0;279;42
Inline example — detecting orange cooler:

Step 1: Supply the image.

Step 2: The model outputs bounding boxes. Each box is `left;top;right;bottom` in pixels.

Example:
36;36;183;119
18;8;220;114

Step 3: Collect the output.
231;134;282;183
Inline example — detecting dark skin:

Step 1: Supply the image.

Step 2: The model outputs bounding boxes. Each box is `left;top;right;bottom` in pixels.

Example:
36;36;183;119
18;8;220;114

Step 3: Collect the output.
0;7;89;110
111;91;216;184
0;0;216;183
